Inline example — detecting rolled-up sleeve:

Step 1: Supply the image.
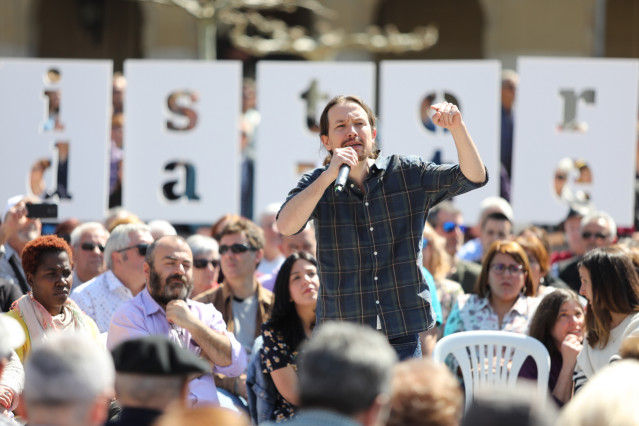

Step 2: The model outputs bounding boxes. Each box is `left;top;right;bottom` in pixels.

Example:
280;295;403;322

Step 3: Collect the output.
200;303;247;377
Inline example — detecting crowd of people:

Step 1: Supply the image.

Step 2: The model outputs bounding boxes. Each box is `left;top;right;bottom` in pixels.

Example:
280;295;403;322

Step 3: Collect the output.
0;71;638;426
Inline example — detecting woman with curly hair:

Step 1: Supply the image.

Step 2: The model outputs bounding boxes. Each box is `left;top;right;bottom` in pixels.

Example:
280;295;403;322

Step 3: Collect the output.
573;246;639;393
260;252;319;422
7;235;100;362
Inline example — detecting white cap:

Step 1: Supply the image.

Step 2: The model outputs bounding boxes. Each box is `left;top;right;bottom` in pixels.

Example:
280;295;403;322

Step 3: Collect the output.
2;194;25;221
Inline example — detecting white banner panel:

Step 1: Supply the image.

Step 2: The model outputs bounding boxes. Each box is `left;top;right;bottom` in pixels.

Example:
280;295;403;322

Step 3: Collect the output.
379;61;501;225
123;60;241;223
254;62;376;216
512;57;639;226
0;59;111;221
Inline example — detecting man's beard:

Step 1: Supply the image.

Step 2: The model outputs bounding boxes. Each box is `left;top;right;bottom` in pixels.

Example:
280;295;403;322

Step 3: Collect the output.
149;267;193;307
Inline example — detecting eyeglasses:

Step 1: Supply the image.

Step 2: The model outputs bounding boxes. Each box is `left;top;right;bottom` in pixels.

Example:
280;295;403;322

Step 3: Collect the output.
442;221;466;233
80;242;105;252
116;243;149;256
219;243;257;255
582;231;609;240
193;259;220;269
490;263;524;276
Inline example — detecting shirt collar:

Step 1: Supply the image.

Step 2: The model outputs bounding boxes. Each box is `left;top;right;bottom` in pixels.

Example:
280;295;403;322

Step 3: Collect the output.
140;287;164;316
480;292;529;316
105;270;126;291
511;293;530;315
221;278;261;302
371;152;390;172
140;286;196;316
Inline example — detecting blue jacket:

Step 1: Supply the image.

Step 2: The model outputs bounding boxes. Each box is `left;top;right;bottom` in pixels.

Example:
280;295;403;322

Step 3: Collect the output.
246;336;278;424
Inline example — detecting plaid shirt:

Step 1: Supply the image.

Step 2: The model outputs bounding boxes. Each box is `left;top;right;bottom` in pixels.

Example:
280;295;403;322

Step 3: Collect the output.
280;154;487;338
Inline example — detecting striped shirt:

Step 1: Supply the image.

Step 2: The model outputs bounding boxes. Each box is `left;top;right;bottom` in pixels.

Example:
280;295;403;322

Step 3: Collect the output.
280;154;487;338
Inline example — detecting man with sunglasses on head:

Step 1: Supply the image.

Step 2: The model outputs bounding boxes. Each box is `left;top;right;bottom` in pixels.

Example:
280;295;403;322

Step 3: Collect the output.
277;95;487;360
69;222;110;288
194;217;273;410
72;223;154;332
556;210;617;292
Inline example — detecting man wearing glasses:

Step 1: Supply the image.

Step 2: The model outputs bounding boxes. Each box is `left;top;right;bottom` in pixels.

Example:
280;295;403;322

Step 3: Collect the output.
69;222;110;288
557;210;617;292
72;223;153;332
195;217;273;410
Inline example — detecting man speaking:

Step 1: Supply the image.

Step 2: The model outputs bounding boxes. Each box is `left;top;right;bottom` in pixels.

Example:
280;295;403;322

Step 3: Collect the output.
276;95;487;359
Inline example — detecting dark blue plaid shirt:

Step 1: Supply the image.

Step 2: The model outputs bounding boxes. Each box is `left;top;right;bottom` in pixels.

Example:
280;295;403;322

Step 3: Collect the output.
280;154;487;338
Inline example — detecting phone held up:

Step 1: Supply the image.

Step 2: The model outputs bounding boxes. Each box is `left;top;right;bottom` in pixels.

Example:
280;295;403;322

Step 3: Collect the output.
26;203;58;219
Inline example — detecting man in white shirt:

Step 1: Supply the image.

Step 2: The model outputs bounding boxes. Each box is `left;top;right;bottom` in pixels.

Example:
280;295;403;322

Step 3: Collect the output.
72;223;153;332
0;195;41;294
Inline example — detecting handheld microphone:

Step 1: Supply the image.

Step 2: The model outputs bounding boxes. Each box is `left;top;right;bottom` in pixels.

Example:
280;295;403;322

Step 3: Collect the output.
334;164;350;193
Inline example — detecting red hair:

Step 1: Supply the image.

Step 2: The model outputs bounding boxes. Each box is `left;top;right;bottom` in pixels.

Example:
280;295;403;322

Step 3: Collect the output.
21;235;73;277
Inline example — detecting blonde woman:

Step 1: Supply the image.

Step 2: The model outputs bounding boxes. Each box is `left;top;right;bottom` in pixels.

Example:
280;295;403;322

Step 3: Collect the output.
422;223;463;337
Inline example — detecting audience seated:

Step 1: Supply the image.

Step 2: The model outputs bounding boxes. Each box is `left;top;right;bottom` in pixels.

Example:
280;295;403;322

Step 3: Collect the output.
519;289;584;405
186;235;221;298
0;314;25;420
422;223;463;337
573;247;639;393
387;359;463;426
259;252;319;422
444;241;540;337
107;335;210;426
461;383;556;426
262;321;397;426
559;360;639;426
22;333;115;426
7;235;100;362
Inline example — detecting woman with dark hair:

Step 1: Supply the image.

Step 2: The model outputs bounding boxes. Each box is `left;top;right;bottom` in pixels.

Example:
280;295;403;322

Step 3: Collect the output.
574;247;639;392
7;235;100;362
260;252;319;422
444;240;540;337
519;289;584;405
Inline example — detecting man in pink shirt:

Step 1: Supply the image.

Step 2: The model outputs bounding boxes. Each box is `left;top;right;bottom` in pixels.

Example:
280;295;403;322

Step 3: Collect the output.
107;235;246;407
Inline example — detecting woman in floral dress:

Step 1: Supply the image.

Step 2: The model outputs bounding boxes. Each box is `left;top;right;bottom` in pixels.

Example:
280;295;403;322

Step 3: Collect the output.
260;252;319;422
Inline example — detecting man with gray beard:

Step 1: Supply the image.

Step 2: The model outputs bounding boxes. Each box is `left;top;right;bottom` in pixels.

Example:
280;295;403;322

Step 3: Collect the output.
107;235;247;407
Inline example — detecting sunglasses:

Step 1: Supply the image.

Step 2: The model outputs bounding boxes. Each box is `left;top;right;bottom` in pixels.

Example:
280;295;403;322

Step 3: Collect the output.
219;243;256;255
490;263;524;276
80;242;105;252
194;259;220;269
582;231;609;240
441;221;466;233
116;243;149;256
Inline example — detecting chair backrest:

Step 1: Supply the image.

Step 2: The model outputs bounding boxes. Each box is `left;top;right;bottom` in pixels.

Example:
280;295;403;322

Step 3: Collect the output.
433;330;551;411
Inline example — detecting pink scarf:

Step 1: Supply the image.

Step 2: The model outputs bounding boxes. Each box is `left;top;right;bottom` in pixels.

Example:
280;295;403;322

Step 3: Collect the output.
11;292;92;344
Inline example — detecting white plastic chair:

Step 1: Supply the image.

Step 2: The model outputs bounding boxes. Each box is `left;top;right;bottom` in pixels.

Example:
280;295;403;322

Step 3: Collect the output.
432;330;551;411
